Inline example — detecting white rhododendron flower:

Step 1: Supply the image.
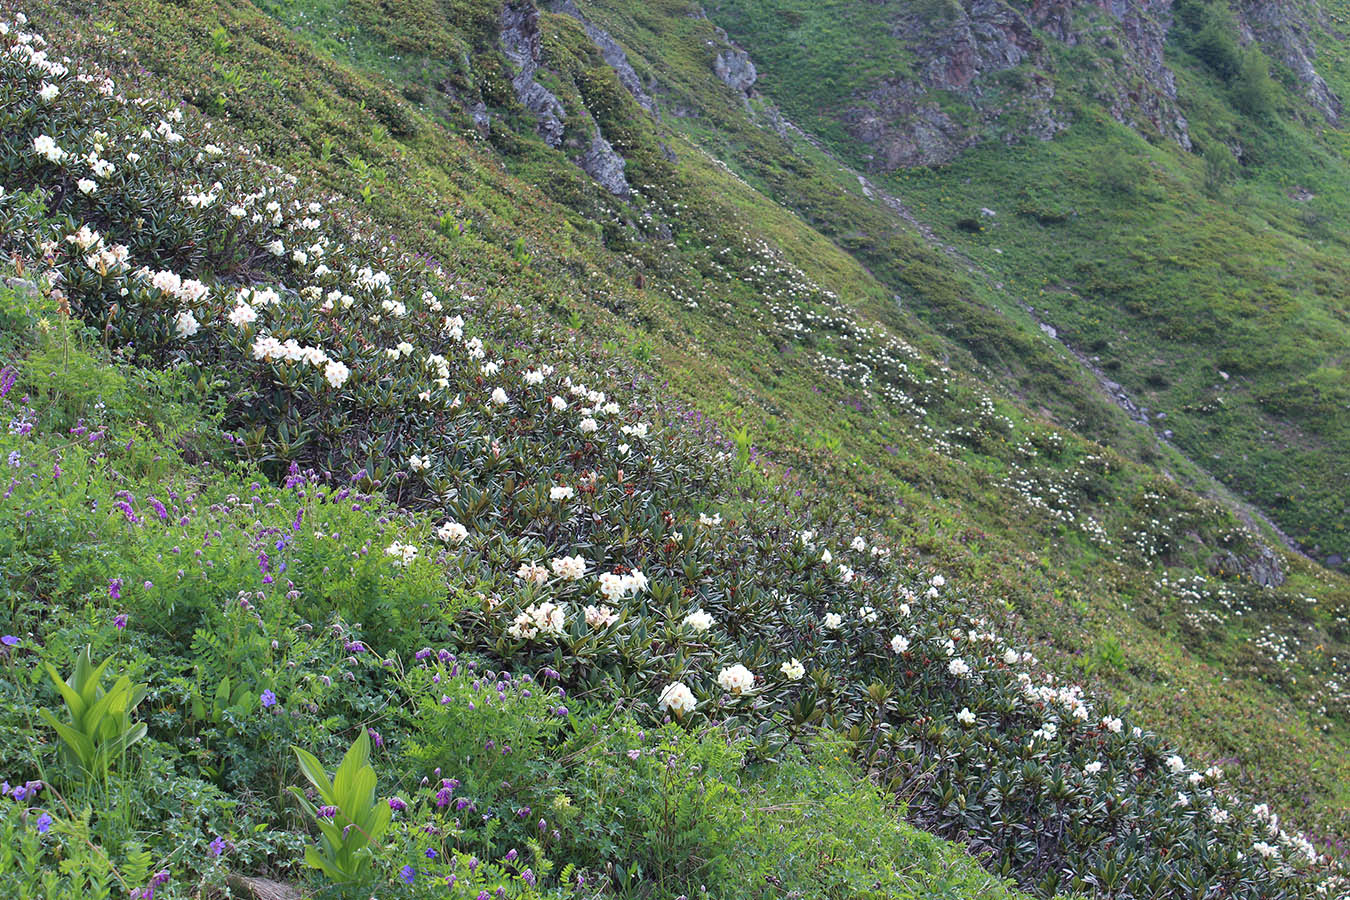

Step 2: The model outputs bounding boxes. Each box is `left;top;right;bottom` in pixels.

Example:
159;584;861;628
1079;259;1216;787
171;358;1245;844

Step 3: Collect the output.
550;485;574;501
491;387;508;405
516;562;548;584
578;417;598;434
1084;761;1103;775
508;601;566;640
33;133;65;162
174;309;199;338
657;682;696;715
698;512;721;527
890;635;909;654
550;555;586;581
717;664;755;694
584;604;618;628
323;359;350;388
1166;755;1186;774
228;302;258;328
956;708;976;726
436;521;467;544
948;658;971;678
682;610;714;632
77;177;96;194
384;542;418;567
780;659;805;681
550;395;566;411
823;612;842;630
408;454;431;472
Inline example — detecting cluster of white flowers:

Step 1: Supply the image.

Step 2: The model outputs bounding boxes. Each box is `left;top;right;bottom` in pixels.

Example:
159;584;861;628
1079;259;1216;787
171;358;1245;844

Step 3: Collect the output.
384;541;418;567
682;609;714;632
436;521;468;544
597;569;648;601
550;555;587;581
584;604;619;628
508;601;566;640
658;681;696;715
779;658;805;681
716;664;755;694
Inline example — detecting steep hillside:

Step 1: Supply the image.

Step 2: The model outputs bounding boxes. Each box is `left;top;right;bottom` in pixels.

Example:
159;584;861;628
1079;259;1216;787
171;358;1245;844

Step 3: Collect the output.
2;1;1348;897
700;0;1350;568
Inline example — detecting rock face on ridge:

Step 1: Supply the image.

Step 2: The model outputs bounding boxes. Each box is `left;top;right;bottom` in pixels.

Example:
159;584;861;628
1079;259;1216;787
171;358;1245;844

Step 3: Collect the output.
499;0;633;196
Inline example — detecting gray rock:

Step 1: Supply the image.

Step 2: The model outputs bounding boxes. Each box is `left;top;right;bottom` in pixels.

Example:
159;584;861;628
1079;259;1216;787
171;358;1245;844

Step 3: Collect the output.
550;0;658;114
500;2;567;147
574;127;632;197
1233;0;1342;123
713;46;757;95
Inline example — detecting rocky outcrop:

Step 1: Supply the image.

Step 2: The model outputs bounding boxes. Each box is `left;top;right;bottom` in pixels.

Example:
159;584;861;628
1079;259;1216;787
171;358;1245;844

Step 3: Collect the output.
845;0;1067;168
549;0;659;114
714;44;757;95
574;126;631;197
499;1;633;196
1233;0;1341;122
1084;0;1191;148
501;1;567;147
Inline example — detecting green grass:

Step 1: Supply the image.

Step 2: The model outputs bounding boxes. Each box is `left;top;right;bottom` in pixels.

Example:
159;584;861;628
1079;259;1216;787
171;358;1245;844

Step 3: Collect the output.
24;0;1350;854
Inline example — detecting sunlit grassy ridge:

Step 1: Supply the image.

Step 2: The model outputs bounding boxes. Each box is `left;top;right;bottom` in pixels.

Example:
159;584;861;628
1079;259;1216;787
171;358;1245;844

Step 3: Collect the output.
2;0;1348;896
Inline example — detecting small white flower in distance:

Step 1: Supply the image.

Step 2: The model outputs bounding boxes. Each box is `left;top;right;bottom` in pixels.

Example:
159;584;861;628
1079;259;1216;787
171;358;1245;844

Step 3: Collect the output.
550;555;586;581
174;310;199;338
1084;761;1103;775
77;178;97;194
716;664;754;694
491;387;509;405
578;417;598;434
682;610;714;633
550;485;574;501
890;635;909;654
436;521;467;544
823;612;842;630
584;604;618;628
956;707;976;726
515;562;548;584
780;659;805;681
323;360;350;388
657;682;695;715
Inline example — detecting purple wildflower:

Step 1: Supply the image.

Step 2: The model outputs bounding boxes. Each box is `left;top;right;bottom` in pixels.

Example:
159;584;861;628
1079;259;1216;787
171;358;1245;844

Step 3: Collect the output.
260;689;277;708
400;865;415;885
35;812;52;833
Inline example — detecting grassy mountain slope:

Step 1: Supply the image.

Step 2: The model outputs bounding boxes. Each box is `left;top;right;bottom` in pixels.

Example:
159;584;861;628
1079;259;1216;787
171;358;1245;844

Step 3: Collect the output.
704;0;1350;568
2;0;1348;895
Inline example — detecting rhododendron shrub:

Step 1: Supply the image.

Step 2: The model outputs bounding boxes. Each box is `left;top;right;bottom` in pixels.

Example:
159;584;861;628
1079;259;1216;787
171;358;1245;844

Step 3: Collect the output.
0;14;1345;900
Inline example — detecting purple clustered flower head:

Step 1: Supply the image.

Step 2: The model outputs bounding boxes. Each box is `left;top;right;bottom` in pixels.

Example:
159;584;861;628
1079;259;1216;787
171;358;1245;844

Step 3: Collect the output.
208;835;227;857
1;635;19;647
35;812;52;834
400;865;416;884
259;689;277;709
368;728;383;748
317;805;338;819
113;613;128;630
108;578;123;600
388;796;407;812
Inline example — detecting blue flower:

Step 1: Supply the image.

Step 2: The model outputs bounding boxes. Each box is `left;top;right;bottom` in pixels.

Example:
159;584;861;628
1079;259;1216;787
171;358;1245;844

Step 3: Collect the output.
260;689;277;708
35;812;52;834
399;865;416;884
